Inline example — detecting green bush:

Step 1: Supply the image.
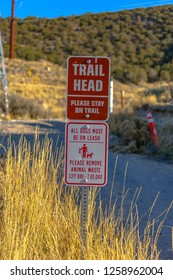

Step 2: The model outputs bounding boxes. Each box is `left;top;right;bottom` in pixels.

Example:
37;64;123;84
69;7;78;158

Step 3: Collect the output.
0;93;50;119
2;5;173;84
108;113;151;153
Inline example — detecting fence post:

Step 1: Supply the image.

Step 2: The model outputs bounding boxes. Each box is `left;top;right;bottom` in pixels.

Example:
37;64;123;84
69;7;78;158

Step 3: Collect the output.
121;90;125;109
109;80;113;114
147;112;159;146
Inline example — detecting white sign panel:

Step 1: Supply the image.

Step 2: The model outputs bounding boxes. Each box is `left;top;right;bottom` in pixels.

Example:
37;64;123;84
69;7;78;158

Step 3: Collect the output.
65;122;108;186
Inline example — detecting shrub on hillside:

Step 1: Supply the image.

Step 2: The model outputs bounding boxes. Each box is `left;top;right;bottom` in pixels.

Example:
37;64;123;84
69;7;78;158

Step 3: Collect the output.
0;93;50;119
157;122;173;160
144;87;166;101
108;113;151;153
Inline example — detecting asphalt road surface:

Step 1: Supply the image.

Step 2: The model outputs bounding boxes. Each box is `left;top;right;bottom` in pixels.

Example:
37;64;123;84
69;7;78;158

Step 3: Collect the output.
0;119;172;260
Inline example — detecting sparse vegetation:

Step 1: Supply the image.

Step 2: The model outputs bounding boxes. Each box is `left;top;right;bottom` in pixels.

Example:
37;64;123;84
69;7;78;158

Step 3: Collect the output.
107;78;173;159
108;113;152;153
0;59;66;119
157;122;173;160
0;93;50;119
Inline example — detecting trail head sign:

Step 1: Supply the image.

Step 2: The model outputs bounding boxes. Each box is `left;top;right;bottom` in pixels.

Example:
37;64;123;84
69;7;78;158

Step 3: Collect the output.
65;122;108;186
67;56;110;121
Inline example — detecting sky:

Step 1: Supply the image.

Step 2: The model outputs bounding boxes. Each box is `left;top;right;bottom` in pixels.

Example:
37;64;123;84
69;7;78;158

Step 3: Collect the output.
0;0;173;19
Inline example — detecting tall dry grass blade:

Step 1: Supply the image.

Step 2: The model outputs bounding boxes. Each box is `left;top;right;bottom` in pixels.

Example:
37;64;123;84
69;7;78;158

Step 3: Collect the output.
0;134;168;259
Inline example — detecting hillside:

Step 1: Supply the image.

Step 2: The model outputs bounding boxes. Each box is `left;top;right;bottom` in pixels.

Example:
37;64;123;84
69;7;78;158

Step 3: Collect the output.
0;59;66;119
1;5;173;84
1;58;172;119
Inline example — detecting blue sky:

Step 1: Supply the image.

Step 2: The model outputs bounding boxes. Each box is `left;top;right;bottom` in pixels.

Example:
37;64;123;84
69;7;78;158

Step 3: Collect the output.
0;0;173;18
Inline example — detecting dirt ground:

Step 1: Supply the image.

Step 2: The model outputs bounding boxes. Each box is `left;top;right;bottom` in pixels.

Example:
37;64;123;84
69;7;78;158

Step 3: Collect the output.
0;119;63;134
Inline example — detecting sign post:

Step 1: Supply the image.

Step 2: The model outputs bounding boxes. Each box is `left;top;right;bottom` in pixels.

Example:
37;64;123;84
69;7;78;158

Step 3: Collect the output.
65;56;110;256
80;186;88;254
65;121;109;253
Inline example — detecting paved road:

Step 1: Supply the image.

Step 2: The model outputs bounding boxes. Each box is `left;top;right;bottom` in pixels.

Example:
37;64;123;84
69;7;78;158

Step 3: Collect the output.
0;120;172;259
106;152;173;260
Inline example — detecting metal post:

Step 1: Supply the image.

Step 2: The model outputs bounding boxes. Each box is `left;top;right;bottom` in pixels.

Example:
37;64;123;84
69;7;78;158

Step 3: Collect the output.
80;186;89;256
0;32;9;116
9;0;15;59
121;90;125;109
109;80;113;114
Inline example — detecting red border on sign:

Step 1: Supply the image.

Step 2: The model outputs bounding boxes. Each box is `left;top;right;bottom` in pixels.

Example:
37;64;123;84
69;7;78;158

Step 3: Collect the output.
67;56;110;96
67;96;109;121
66;56;110;121
64;122;108;187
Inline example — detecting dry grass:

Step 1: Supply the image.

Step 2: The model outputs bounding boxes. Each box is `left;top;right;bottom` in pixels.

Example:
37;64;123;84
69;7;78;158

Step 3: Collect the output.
157;121;173;160
108;112;152;154
0;135;167;260
109;80;173;157
1;58;66;119
112;80;173;114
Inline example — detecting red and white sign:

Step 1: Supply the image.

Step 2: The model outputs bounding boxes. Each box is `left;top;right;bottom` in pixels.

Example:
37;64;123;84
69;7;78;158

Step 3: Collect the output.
66;56;110;121
65;122;108;186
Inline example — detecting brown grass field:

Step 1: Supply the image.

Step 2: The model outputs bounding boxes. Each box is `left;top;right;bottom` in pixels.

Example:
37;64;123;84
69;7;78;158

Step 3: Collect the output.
2;59;66;119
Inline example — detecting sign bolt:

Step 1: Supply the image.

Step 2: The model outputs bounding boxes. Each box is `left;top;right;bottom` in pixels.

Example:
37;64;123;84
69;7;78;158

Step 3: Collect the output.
85;114;90;118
